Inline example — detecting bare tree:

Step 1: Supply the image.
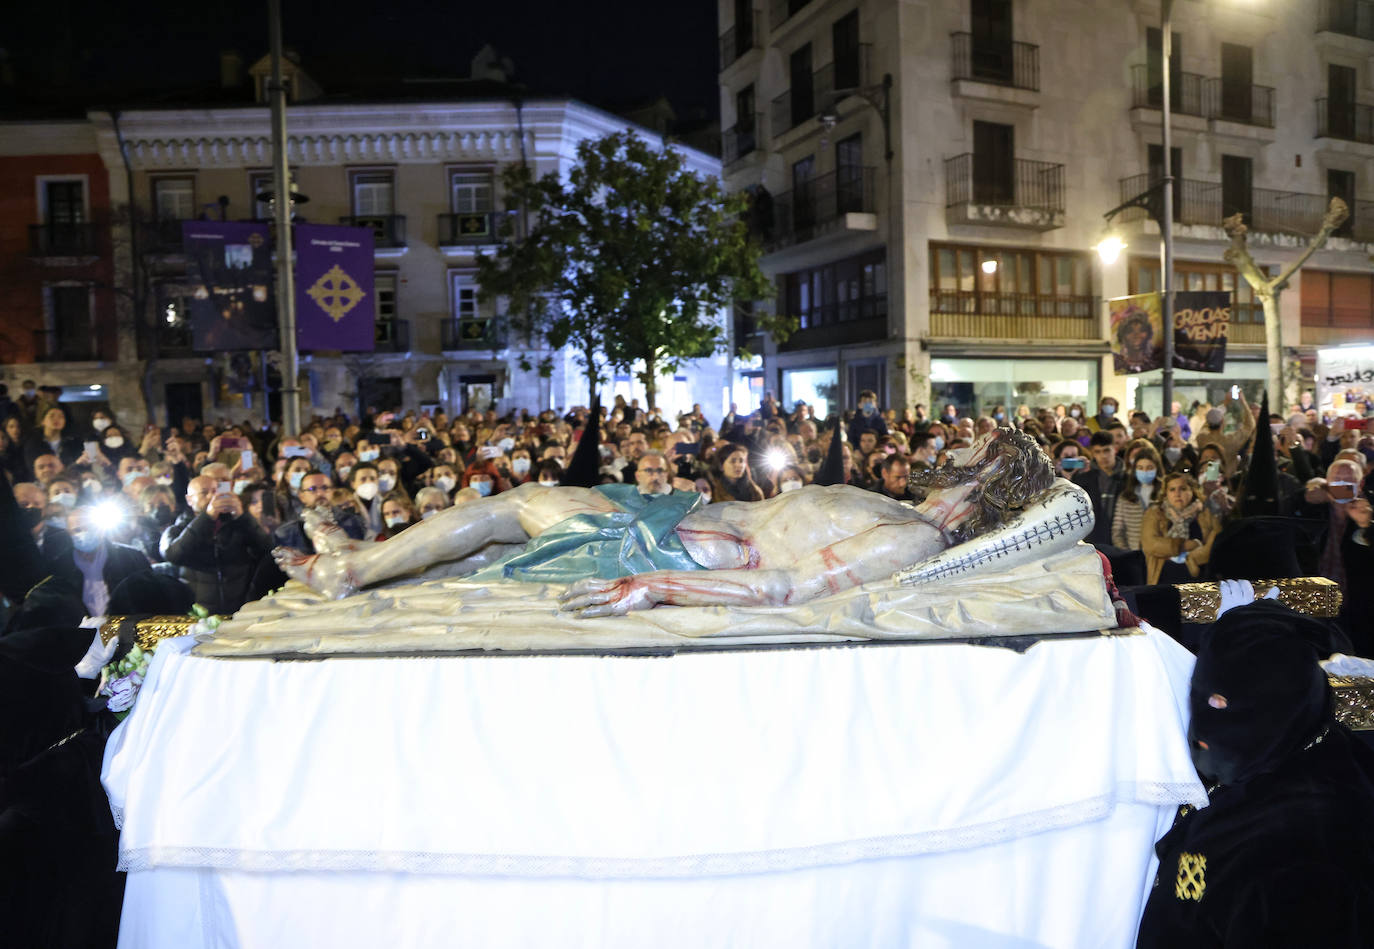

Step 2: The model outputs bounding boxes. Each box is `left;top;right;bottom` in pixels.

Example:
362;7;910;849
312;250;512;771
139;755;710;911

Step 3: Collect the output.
1223;197;1348;409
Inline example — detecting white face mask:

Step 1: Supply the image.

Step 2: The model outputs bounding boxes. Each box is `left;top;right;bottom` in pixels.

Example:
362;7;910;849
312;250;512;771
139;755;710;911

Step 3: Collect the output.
355;481;379;501
105;436;124;449
53;492;77;508
698;491;713;505
337;465;353;482
512;457;531;476
385;514;409;529
421;509;441;520
358;449;380;463
779;479;803;492
539;479;560;487
83;481;104;495
122;470;146;486
92;418;111;432
434;475;457;494
377;474;397;493
155;475;173;486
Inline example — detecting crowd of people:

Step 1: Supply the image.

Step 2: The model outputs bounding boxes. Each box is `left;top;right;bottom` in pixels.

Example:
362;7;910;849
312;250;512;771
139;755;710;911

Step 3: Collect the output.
1;377;1372;646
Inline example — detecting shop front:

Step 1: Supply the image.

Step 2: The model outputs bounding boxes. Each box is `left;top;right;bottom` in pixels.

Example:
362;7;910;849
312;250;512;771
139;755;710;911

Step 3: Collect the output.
929;357;1099;419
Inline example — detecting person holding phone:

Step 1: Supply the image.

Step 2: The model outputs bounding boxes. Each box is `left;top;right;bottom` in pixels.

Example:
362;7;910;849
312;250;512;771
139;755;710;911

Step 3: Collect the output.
1299;458;1374;653
1193;390;1254;481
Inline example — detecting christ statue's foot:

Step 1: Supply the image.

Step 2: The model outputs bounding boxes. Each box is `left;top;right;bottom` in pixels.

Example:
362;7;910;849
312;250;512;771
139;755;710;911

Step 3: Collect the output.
272;547;360;600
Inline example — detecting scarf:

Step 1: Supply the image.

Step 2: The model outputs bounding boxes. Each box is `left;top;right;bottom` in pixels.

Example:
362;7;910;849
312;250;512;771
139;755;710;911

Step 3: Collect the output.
1163;499;1203;539
1320;503;1347;590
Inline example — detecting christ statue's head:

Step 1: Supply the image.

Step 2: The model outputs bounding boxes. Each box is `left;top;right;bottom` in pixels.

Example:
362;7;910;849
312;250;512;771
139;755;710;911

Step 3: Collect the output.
909;427;1055;544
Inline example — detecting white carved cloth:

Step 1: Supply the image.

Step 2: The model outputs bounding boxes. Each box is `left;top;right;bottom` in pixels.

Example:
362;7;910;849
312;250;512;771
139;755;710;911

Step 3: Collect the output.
104;626;1203;949
200;543;1114;658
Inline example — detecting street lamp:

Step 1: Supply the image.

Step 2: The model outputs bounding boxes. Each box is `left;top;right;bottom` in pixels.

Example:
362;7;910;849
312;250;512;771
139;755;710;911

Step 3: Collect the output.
1095;234;1126;266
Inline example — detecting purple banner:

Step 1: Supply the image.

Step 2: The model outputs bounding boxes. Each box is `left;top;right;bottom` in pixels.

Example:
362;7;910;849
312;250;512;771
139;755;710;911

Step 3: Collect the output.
183;221;277;352
295;223;375;352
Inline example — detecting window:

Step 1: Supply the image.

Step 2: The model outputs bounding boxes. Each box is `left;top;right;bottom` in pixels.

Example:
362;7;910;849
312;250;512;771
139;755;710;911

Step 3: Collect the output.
374;272;399;346
736;85;756;132
972;121;1015;205
451;171;493;214
1129;257;1267;324
249;172;274;219
790;44;814;127
835;133;864;213
734;0;754;51
971;0;1014;84
45;284;94;359
931;243;1091;317
43;180;85;226
1221;154;1252;220
1302;270;1374;329
153;177;195;221
833;10;861;90
780;248;886;330
792;155;816;230
1147;144;1183;218
1328;64;1357;139
351;170;395;216
1145;28;1182;110
1219;43;1254;123
448;271;489;345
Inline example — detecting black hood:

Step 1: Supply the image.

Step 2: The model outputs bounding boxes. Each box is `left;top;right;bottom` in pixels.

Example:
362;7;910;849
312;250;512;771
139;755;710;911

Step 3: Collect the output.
1188;599;1341;788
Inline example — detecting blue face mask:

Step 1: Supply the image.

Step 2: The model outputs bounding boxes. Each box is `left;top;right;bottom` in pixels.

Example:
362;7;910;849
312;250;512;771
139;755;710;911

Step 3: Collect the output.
288;471;305;490
932;436;945;451
471;479;493;497
1135;469;1157;484
70;530;100;553
1100;404;1116;417
994;413;1005;422
860;402;876;415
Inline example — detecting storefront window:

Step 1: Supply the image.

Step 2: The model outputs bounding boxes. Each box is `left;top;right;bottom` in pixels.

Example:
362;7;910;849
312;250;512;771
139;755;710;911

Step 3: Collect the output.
782;367;839;418
929;358;1096;419
1130;363;1267;414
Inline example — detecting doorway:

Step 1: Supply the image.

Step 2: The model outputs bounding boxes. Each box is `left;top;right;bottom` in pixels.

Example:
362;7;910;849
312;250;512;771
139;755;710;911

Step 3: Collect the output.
165;381;204;429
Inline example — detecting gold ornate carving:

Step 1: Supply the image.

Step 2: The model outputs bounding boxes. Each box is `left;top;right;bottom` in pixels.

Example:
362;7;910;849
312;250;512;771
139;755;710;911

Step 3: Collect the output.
1176;578;1342;624
98;615;206;649
1175;852;1207;901
1331;676;1374;731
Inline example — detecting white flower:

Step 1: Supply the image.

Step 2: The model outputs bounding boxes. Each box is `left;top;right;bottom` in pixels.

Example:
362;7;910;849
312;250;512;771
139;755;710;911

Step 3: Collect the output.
105;675;139;713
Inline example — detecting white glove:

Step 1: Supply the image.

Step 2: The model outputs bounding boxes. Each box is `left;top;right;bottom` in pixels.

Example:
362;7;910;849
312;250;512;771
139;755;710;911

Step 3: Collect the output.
1216;579;1280;618
75;628;117;680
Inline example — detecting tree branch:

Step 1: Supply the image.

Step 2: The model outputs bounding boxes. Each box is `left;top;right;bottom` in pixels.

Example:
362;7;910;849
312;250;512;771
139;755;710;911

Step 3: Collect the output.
1269;197;1349;292
1221;213;1272;298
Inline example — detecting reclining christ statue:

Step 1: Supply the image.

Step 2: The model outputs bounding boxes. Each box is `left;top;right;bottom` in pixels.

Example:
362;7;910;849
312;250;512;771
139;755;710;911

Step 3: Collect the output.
275;428;1056;615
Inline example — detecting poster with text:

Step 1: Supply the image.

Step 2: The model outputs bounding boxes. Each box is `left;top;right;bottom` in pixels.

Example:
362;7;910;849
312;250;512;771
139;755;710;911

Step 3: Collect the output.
1316;345;1374;418
183;221;277;352
1109;292;1163;374
1172;291;1230;373
295;223;375;352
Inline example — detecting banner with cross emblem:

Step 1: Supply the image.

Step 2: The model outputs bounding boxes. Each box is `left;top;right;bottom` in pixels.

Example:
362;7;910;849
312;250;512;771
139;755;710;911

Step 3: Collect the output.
295;223;376;351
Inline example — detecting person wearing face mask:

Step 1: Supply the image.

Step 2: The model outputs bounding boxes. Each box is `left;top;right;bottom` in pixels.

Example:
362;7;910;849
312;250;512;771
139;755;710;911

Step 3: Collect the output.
1111;449;1162;552
412;487;450;521
349;464;384;536
379;497;415;539
429;466;459;498
531;460;562;488
507;449;534;485
847;389;889;450
276;458;315;523
131;483;178;563
161;475;276;613
43;504;152;618
1136;599;1374;949
1192;392;1254;481
1083;396;1120;434
460;460;507;500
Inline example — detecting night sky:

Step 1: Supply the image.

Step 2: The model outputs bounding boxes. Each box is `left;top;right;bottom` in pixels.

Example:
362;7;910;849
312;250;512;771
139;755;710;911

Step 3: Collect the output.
6;0;722;120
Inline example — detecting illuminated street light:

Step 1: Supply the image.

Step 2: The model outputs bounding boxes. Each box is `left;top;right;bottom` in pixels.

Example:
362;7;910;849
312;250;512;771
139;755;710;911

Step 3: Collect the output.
1096;235;1126;265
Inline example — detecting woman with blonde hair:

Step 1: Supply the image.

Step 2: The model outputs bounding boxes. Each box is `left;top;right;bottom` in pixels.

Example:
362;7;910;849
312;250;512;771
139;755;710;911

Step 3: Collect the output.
1141;471;1221;584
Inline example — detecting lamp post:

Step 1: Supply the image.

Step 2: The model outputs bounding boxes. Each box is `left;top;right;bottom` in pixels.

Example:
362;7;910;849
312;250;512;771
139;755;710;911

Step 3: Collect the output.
1160;0;1176;420
267;0;300;436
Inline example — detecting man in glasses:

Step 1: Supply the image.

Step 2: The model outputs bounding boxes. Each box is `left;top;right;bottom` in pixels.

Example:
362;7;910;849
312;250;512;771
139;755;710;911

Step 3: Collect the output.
272;471;366;555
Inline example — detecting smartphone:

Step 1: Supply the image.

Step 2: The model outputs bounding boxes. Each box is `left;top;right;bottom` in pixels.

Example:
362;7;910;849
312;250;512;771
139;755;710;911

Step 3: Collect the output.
366;433;391;446
216;481;232;496
282;445;310;458
1328;481;1357;501
84;440;100;459
240;449;254;470
1230;385;1241;399
479;445;503;460
416;429;430;440
1060;456;1087;471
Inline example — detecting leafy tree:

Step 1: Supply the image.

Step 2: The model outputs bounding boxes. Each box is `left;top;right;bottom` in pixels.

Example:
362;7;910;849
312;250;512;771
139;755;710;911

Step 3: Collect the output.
476;131;785;408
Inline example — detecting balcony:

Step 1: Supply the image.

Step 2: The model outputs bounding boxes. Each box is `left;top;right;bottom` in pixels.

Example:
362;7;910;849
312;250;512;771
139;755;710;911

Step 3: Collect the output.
154;316;196;358
723;114;763;165
438;212;499;248
767;167;877;251
769;0;811;31
1129;65;1205;117
929;292;1097;340
951;33;1039;92
719;9;759;69
441;317;505;350
142;218;191;256
1317;98;1374;144
945;155;1065;230
1318;0;1374;39
339;214;407;249
1203;78;1275;129
770;62;833;136
1117;173;1374;241
28;223;100;259
33;328;115;363
373;318;410;353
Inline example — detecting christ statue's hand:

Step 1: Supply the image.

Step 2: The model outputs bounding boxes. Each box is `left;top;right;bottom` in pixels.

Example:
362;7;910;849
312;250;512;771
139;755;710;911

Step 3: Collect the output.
559;575;657;616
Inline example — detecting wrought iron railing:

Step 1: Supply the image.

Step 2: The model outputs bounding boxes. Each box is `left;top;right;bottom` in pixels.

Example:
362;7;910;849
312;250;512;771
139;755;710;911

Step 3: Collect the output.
1317;98;1374;144
1129;64;1205;116
28;223;100;257
769;0;812;30
338;214;406;248
945;154;1065;212
1117;173;1374;240
1319;0;1374;39
770;62;833;134
33;328;114;362
1203;78;1275;128
438;212;499;245
769;167;875;248
441;317;505;350
951;33;1039;91
722;114;763;164
719;9;760;68
374;319;410;353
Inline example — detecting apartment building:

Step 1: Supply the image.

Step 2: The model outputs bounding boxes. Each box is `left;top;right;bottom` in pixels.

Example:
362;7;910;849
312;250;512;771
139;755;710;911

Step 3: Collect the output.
718;0;1374;416
1;53;730;425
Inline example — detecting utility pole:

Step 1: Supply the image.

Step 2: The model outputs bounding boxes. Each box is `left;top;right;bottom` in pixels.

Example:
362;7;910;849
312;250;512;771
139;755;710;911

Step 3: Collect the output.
1160;0;1176;418
268;0;300;435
